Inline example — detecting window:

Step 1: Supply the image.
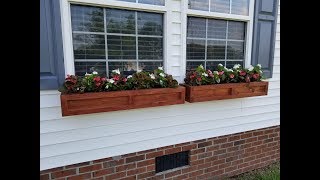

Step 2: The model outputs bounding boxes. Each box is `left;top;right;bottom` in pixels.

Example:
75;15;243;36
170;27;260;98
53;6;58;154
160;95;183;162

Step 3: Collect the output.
186;17;246;71
188;0;249;15
116;0;165;6
70;5;163;76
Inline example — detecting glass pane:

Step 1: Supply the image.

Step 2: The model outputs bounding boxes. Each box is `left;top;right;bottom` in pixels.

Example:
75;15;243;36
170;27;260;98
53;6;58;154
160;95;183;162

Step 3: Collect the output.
206;61;225;71
107;35;136;59
138;37;163;60
138;12;163;36
106;9;135;34
228;21;245;40
207;19;227;39
187;39;205;60
108;61;137;76
187;17;206;38
207;40;226;60
189;0;209;11
232;0;249;15
227;41;244;59
73;34;105;59
186;61;205;72
71;5;104;32
138;0;165;5
211;0;230;13
139;61;163;72
226;61;243;69
75;61;106;76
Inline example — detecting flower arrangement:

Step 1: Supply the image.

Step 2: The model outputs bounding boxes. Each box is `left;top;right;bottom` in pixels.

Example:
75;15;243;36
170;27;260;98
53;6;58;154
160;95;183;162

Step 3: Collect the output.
184;64;264;86
58;67;179;94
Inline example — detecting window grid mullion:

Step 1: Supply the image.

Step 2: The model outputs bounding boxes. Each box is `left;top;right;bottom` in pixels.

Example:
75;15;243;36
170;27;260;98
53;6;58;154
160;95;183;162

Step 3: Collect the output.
103;8;109;77
225;21;229;67
135;11;139;71
205;19;208;69
230;0;233;14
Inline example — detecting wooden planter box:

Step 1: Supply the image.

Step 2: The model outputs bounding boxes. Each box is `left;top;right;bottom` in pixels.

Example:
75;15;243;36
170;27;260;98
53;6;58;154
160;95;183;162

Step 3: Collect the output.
60;86;185;116
182;81;268;103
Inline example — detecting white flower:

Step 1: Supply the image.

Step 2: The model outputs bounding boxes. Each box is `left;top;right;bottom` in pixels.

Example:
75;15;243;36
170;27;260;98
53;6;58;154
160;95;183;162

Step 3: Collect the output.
218;63;223;67
159;73;165;77
248;65;254;71
112;69;120;75
257;64;262;68
149;74;155;79
92;71;98;75
259;70;263;74
76;87;79;91
202;72;208;77
216;78;220;83
158;67;163;71
160;80;163;84
199;64;204;69
85;72;91;76
137;69;142;73
127;75;133;79
233;64;241;69
105;85;109;89
213;71;219;75
108;79;115;83
228;69;233;72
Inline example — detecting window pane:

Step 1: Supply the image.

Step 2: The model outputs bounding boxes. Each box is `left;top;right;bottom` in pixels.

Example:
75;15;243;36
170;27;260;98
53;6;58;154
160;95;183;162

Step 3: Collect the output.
189;0;209;11
138;37;163;60
75;62;106;76
226;61;243;69
107;35;136;60
227;41;244;59
139;61;163;72
206;61;225;71
207;40;226;60
108;61;137;76
138;0;164;5
228;21;245;40
71;5;104;32
73;34;105;59
187;39;205;60
187;17;206;38
231;0;249;15
211;0;230;13
186;61;205;72
106;9;135;34
138;12;163;36
207;19;227;39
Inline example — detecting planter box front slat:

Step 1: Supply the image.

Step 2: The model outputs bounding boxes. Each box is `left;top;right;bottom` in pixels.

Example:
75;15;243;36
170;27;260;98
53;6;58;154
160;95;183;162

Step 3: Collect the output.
60;86;185;116
183;81;268;103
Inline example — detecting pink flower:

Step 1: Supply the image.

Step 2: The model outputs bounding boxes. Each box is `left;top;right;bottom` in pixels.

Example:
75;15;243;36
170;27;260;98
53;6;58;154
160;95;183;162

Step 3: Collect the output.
252;73;260;79
113;75;120;81
239;70;246;76
197;77;202;81
229;74;235;78
101;78;106;81
123;78;127;82
245;76;251;83
93;76;101;82
95;82;101;87
218;71;224;75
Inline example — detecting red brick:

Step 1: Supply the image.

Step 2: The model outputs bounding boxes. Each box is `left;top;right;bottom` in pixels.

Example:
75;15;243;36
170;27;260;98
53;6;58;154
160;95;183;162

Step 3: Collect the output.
51;169;76;179
234;140;245;146
212;159;225;165
269;133;278;138
213;149;226;155
246;137;258;143
191;148;205;155
227;146;239;152
228;135;240;142
125;155;145;163
264;129;274;134
207;145;219;152
245;147;256;153
40;174;49;180
249;159;261;165
218;162;231;169
175;142;191;147
146;151;164;159
253;131;263;136
172;174;189;180
244;156;255;163
261;156;271;162
226;156;238;162
93;157;112;164
138;149;156;155
104;159;124;168
182;144;197;151
267;142;278;147
258;135;268;140
157;145;174;151
194;139;207;144
40;167;64;174
137;159;154;167
211;169;224;176
65;162;91;169
165;147;182;155
198;141;212;148
147;174;164;180
189;170;204;177
238;162;249;169
79;164;102;173
231;159;243;166
147;164;155;171
240;132;253;139
116;163;136;172
198;152;212;159
67;173;91;180
182;166;197;174
225;165;237;173
256;153;266;159
137;171;155;179
204;165;218;173
165;169;182;178
213;137;228;144
123;152;137;158
120;176;137;180
204;156;218;163
105;172;126;180
198;162;211;170
196;173;211;180
220;142;233;149
92;168;115;177
190;159;204;166
127;167;146;176
240;143;252;149
274;127;280;132
91;178;103;180
252;140;263;146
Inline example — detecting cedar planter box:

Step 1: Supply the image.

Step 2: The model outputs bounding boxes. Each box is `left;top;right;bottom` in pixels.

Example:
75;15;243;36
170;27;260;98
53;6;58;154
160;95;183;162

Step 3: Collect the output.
182;81;268;103
60;86;185;116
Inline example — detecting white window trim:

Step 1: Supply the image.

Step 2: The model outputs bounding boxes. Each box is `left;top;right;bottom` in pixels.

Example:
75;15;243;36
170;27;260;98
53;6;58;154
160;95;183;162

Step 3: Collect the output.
181;0;255;80
60;0;168;76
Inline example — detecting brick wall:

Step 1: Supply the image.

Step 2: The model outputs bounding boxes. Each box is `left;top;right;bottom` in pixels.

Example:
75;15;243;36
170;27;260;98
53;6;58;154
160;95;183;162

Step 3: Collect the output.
40;126;280;180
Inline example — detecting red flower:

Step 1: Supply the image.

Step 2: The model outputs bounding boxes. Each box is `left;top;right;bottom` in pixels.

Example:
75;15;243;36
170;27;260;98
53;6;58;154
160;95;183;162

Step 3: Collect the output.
229;74;235;78
95;82;101;87
101;78;106;81
239;70;246;76
113;75;120;81
190;75;195;79
197;77;202;81
252;73;260;79
218;71;224;75
93;76;101;82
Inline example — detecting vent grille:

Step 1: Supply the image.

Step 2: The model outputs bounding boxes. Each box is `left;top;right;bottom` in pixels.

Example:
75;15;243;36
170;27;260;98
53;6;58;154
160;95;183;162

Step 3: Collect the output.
155;151;189;173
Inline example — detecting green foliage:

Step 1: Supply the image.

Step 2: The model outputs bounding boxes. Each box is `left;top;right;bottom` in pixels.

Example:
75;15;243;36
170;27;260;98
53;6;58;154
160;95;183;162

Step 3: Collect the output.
230;162;280;180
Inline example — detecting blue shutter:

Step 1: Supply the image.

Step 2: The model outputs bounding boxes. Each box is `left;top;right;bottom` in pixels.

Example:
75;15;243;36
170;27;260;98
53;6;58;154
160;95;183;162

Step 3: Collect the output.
251;0;279;78
40;0;65;90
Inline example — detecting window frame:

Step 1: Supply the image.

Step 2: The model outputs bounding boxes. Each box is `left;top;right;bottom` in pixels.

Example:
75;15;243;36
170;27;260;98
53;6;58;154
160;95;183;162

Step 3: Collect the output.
60;0;168;76
182;0;255;77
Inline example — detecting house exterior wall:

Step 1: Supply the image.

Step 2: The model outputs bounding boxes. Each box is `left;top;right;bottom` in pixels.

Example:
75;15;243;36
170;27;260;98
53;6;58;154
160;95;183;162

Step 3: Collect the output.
40;0;280;172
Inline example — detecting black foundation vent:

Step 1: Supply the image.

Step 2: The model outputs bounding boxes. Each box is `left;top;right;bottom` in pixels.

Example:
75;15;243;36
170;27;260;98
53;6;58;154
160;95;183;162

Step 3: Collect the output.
155;151;189;173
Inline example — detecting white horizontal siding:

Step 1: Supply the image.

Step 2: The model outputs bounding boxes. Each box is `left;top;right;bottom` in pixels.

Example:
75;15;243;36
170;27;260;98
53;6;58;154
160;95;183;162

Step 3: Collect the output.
40;0;280;170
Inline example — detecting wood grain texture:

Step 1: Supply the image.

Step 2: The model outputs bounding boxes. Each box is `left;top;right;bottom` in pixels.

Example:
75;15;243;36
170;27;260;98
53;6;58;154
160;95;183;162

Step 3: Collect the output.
183;81;268;103
61;86;186;116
